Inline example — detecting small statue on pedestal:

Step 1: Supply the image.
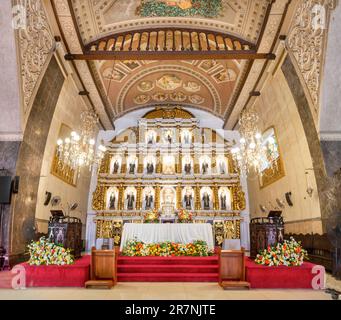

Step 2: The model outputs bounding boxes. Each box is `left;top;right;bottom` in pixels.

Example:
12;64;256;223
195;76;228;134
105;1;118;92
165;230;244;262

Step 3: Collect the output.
109;192;116;210
146;162;154;174
112;160;119;174
202;192;210;210
129;162;136;174
127;192;135;210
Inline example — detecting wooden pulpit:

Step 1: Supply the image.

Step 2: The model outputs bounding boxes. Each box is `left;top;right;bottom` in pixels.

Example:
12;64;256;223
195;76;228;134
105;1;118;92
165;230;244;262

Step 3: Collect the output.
85;246;118;289
218;248;250;290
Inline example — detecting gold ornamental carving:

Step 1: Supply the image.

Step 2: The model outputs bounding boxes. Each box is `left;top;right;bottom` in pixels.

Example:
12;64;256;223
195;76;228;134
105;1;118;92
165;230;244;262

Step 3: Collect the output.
92;185;106;211
194;184;201;210
99;152;110;174
96;220;123;244
176;183;182;209
213;184;219;210
143;107;194;119
51;150;76;186
233;184;246;211
155;184;161;210
136;183;142;210
118;184;124;210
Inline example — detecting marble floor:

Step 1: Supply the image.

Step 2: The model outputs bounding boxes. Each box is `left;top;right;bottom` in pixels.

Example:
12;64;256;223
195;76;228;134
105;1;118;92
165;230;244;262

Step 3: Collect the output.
0;283;333;300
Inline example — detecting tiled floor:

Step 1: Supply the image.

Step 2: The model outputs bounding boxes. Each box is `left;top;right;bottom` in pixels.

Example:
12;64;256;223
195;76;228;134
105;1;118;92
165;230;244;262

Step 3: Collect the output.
0;283;333;300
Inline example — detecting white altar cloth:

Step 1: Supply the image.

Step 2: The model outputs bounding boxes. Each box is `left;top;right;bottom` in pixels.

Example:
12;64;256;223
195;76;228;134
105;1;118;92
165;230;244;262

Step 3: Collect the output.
120;223;214;251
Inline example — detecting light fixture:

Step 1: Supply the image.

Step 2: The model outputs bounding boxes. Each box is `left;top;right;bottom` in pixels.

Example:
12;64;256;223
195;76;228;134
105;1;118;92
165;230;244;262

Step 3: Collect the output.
56;110;106;176
231;106;277;177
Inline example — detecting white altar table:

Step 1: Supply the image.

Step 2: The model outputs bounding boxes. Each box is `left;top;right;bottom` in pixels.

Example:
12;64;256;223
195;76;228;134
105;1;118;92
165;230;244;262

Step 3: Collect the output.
120;223;214;251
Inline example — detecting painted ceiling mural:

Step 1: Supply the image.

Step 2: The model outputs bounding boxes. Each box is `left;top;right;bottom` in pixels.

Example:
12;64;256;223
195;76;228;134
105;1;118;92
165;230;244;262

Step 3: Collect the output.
53;0;292;127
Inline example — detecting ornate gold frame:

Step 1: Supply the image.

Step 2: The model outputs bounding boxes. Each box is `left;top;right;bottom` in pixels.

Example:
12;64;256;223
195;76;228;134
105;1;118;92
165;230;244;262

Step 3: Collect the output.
50;123;78;187
259;126;285;189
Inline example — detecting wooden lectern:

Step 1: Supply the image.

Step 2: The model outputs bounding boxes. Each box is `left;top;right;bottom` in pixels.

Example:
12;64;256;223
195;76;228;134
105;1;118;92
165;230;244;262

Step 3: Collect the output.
218;248;250;290
85;246;118;289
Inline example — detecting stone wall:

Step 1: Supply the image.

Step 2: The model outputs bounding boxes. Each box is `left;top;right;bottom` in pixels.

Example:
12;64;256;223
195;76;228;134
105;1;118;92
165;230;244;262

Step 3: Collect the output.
248;59;323;235
9;56;64;263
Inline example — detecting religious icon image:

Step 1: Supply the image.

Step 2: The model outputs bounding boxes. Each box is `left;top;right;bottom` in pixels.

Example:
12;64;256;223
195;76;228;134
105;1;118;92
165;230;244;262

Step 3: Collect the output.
201;160;209;174
144;191;154;210
146;131;156;144
146;161;154;174
202;192;210;210
184;161;192;174
183;188;193;210
112;160;120;174
126;191;135;210
220;191;227;210
219;160;226;174
129;161;136;174
109;192;116;210
163;129;173;144
182;130;191;144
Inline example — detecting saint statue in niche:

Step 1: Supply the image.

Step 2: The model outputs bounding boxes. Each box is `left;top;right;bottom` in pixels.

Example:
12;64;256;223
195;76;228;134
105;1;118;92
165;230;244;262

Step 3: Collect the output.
112;160;120;174
145;192;154;210
127;192;135;210
219;161;226;174
129;162;136;174
184;190;193;210
184;162;191;174
164;130;173;144
201;160;209;174
147;132;155;144
109;192;116;210
183;131;190;144
220;191;227;210
146;161;154;174
202;192;210;210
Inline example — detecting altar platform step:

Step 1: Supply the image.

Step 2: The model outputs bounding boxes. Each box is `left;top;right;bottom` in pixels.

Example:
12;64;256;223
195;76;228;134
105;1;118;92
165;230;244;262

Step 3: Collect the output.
117;256;219;282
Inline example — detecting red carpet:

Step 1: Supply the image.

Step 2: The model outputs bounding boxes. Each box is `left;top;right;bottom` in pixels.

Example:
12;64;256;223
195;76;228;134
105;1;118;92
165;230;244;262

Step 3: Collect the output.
245;258;320;289
21;255;90;287
117;256;219;282
7;255;320;288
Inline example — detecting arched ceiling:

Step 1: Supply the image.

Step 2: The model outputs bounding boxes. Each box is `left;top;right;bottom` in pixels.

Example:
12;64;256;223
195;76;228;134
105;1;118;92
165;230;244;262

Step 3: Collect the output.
51;0;292;129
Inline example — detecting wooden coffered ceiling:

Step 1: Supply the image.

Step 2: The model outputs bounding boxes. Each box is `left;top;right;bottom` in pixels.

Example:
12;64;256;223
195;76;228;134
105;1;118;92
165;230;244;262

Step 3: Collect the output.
51;0;292;129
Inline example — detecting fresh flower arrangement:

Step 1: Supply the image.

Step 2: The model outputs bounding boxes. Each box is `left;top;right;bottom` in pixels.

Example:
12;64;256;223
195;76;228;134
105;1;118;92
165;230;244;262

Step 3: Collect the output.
254;237;308;267
177;208;193;223
143;209;160;223
122;239;213;257
27;237;74;266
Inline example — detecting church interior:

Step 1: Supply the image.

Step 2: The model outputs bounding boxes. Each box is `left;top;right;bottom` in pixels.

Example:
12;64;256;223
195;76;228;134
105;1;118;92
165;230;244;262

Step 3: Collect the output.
0;0;341;300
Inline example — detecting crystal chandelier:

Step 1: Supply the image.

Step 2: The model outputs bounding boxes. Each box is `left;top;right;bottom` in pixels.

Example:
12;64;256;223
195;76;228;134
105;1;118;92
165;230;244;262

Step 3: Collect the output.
56;111;106;175
231;107;276;177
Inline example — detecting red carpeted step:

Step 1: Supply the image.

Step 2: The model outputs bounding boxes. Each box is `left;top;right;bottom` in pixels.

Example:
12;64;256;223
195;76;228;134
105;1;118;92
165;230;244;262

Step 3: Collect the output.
118;264;218;273
118;256;218;265
118;272;218;282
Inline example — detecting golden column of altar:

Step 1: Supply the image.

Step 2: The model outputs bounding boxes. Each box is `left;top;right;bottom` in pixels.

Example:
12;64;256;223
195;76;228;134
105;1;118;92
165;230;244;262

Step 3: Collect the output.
177;125;181;143
92;185;107;210
136;183;142;210
227;152;235;174
195;183;201;210
156;150;162;173
176;183;182;209
137;152;143;174
121;151;128;173
155;183;161;210
212;130;217;143
99;153;111;174
211;150;217;172
176;151;182;174
213;183;219;210
118;184;124;210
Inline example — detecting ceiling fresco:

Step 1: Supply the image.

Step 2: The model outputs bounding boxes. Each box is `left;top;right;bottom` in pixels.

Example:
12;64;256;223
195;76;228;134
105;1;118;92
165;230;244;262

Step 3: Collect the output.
53;0;291;128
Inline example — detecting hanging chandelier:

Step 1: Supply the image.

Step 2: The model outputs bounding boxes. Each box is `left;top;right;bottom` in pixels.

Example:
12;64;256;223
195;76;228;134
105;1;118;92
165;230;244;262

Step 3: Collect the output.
56;111;106;175
231;107;277;177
